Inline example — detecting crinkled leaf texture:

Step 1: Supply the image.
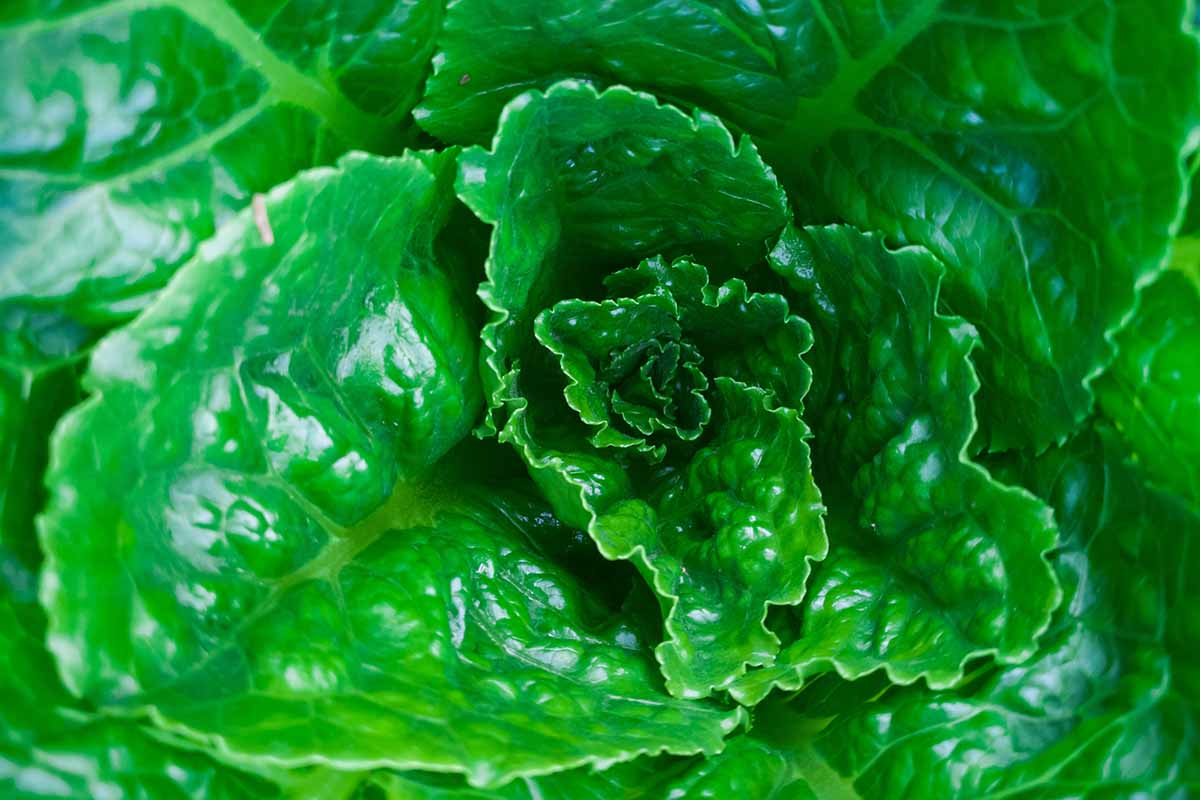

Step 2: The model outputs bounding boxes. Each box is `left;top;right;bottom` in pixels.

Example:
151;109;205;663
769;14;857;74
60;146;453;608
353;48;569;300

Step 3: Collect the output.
797;429;1199;797
1096;269;1200;512
420;0;1200;450
0;312;281;799
38;150;740;788
458;80;826;699
731;224;1060;704
351;731;814;800
0;0;442;323
0;598;282;800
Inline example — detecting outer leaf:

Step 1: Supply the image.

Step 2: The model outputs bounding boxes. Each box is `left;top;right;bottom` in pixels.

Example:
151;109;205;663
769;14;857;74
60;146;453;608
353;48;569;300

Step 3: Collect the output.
0;304;87;622
459;82;826;698
348;729;816;800
420;0;1200;450
1096;269;1200;512
731;224;1059;703
37;151;738;786
416;0;843;143
0;313;283;799
0;598;283;800
801;429;1199;797
0;0;441;322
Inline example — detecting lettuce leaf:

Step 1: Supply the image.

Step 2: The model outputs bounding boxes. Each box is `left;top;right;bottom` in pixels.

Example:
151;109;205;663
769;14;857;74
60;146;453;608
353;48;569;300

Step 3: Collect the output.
731;223;1059;702
1096;269;1200;512
459;80;826;698
798;428;1199;796
37;150;739;787
420;0;1200;450
0;0;441;322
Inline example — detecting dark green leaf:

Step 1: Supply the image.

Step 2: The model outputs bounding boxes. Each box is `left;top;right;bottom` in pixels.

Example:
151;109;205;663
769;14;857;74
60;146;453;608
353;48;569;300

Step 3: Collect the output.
0;304;87;621
803;429;1199;797
421;0;1200;450
460;82;826;698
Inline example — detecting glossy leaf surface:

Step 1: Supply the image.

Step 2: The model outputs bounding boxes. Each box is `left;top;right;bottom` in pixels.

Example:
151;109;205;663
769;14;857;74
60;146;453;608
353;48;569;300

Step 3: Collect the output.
0;311;283;799
798;429;1199;797
421;0;1200;449
0;0;440;322
1096;269;1200;512
347;723;815;800
0;304;87;625
731;224;1059;703
460;81;826;699
38;151;738;785
0;598;283;800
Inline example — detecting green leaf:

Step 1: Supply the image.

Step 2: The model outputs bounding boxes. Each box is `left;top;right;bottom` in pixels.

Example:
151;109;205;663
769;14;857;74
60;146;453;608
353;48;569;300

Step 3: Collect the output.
0;598;285;800
801;429;1199;797
0;0;442;322
350;721;817;800
421;0;1200;450
416;0;840;144
731;224;1059;703
0;311;284;799
460;82;826;698
1096;269;1200;511
38;151;739;786
0;304;87;622
1171;235;1200;289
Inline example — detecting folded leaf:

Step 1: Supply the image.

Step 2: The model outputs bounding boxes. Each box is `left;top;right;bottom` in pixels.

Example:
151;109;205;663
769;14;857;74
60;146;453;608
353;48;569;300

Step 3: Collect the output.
731;224;1059;703
0;0;441;322
459;81;826;698
802;429;1199;797
353;723;815;800
0;312;285;798
1096;269;1200;511
37;151;739;786
420;0;1200;450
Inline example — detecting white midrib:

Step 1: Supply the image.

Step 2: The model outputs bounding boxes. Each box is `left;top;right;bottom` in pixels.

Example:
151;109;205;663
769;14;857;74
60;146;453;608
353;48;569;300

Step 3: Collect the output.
0;0;393;151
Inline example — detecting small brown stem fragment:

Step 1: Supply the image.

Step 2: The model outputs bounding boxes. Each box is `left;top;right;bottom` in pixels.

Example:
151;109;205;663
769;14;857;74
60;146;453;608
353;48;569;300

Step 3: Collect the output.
459;73;471;86
252;194;275;245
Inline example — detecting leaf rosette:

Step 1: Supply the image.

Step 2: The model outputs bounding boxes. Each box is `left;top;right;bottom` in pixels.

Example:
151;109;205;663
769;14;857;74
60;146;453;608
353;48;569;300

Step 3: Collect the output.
458;80;827;699
37;149;741;787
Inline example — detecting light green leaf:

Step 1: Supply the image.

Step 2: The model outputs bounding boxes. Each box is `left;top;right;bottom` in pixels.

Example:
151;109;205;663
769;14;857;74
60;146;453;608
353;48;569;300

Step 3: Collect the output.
731;224;1059;703
0;0;441;322
421;0;1200;450
348;721;817;800
460;82;826;698
0;309;284;799
37;151;739;786
1096;269;1200;511
0;598;285;800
